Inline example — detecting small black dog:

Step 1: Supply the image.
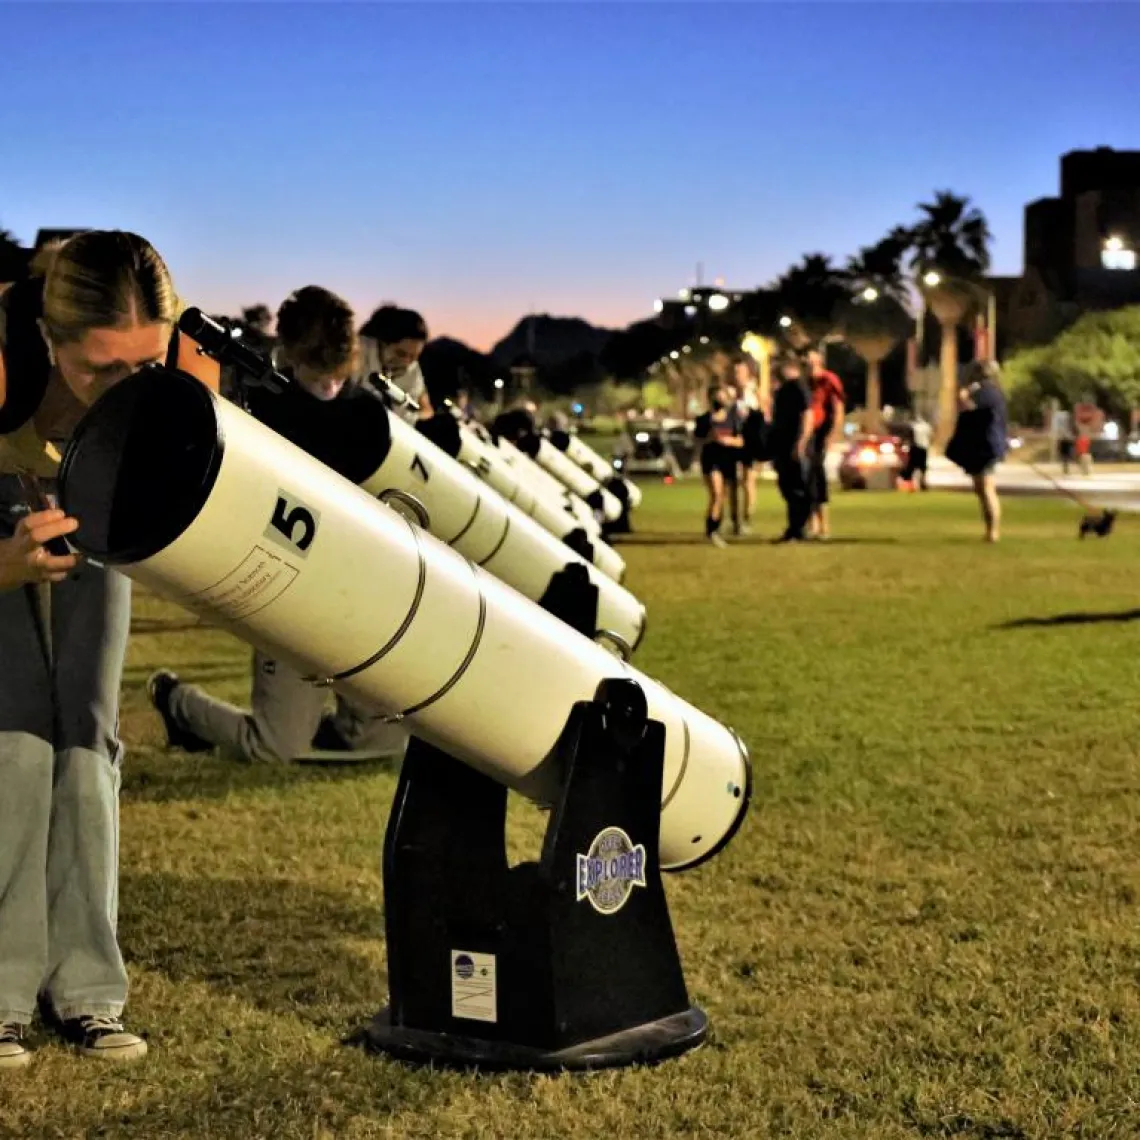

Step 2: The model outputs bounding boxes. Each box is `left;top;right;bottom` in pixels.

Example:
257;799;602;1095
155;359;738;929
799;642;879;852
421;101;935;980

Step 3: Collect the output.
1079;510;1117;539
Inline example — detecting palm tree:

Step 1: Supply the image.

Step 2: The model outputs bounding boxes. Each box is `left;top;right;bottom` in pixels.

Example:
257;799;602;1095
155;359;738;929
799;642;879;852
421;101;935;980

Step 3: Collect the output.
770;253;853;349
843;232;915;431
907;192;992;441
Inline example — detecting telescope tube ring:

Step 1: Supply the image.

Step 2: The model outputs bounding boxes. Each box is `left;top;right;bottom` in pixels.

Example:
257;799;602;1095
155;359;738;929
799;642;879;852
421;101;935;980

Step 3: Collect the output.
379;488;431;530
302;515;429;685
593;628;633;663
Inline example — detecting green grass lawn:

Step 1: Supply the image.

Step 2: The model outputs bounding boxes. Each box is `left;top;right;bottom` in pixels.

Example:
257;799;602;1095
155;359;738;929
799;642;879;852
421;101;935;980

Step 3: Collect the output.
7;482;1140;1138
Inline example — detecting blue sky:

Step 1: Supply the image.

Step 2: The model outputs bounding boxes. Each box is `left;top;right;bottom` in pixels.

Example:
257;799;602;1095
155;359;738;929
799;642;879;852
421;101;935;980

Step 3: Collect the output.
2;2;1137;348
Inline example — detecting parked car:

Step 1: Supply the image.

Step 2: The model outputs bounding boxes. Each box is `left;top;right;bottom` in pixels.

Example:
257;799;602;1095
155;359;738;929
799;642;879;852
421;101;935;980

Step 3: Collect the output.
838;433;908;491
612;418;697;478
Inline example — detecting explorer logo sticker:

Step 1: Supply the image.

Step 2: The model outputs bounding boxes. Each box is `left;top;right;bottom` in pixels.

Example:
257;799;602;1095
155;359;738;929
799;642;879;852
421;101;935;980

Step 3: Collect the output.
575;826;648;915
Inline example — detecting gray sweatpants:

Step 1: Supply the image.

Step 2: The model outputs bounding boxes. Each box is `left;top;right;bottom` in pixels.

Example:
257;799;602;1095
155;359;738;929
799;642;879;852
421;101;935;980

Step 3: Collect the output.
0;479;131;1024
169;650;408;764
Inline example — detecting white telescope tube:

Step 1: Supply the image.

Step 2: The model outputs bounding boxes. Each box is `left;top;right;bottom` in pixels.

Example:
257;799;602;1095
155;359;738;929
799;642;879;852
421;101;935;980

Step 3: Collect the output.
242;381;645;652
548;429;643;512
493;436;600;533
59;368;750;871
495;436;608;545
517;435;624;523
417;414;627;585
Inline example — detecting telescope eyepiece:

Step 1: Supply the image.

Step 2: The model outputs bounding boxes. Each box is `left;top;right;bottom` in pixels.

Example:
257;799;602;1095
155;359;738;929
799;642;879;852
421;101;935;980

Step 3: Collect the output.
178;307;288;395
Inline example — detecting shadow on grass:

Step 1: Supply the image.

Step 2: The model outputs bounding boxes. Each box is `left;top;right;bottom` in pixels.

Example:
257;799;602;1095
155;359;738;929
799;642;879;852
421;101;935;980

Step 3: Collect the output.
996;608;1140;629
121;871;388;1028
121;748;399;805
130;616;215;634
616;532;900;547
122;660;251;692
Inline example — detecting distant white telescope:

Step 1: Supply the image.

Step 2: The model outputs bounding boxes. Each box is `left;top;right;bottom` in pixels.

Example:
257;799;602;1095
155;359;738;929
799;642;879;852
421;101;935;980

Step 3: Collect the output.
546;429;643;512
417;413;626;584
59;367;750;870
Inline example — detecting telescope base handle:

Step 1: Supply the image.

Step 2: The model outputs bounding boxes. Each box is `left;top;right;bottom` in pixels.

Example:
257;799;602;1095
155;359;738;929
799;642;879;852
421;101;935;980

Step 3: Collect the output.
537;561;600;639
357;685;705;1070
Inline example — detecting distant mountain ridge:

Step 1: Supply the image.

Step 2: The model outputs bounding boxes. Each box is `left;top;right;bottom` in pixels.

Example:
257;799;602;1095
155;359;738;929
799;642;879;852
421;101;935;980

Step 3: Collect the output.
490;314;617;367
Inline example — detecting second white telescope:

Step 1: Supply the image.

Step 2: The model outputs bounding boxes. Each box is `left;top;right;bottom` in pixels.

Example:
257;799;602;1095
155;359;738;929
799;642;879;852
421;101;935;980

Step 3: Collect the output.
547;428;643;512
59;366;751;871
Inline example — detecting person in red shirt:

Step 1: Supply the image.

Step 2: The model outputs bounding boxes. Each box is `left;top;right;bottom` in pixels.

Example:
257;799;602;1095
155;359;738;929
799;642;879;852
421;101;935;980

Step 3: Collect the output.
806;349;845;540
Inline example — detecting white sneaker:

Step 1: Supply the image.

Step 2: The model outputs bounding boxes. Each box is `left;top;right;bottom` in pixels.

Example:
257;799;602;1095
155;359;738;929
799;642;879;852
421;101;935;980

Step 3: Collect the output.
708;533;728;549
0;1022;31;1070
59;1014;147;1062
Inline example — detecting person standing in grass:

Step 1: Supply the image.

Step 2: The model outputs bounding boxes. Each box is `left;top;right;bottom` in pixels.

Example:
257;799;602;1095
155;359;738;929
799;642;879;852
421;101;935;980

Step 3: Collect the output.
901;412;932;491
806;348;845;541
693;382;745;548
0;231;219;1068
767;355;815;544
731;357;766;536
945;360;1009;543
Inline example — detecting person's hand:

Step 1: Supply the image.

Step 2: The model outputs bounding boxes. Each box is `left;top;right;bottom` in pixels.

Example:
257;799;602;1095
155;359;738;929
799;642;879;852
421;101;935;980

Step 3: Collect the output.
0;509;81;591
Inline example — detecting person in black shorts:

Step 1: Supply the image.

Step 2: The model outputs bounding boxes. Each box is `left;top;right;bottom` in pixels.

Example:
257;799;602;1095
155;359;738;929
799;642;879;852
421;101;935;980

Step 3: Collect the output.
693;383;745;548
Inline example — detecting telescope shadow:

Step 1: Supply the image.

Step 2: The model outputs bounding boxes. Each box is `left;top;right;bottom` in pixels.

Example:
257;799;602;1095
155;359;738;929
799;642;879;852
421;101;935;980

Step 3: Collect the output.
122;659;250;691
615;533;899;547
121;749;399;806
995;608;1140;629
130;616;214;634
121;869;389;1029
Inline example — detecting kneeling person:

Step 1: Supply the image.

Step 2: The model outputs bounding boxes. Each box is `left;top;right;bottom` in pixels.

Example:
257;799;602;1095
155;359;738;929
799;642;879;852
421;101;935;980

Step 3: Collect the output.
147;286;408;764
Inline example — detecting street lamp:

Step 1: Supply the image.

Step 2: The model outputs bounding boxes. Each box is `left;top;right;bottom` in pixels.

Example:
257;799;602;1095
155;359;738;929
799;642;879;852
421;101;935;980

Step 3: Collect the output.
493;378;504;390
708;293;730;312
922;270;941;288
699;336;709;344
778;315;792;328
682;345;692;354
653;299;664;313
669;350;680;360
861;286;879;302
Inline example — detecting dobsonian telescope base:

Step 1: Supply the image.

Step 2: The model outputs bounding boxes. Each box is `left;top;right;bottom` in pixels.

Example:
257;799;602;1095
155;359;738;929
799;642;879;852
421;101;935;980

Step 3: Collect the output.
602;478;634;538
356;679;708;1072
360;1007;706;1072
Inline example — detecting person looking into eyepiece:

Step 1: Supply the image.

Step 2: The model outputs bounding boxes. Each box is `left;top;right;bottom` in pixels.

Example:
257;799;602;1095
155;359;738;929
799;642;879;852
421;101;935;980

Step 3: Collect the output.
0;230;219;1068
358;305;433;423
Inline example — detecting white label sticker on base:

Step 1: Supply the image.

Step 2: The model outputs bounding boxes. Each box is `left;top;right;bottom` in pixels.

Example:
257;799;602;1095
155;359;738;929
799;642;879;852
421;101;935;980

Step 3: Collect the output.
450;950;497;1024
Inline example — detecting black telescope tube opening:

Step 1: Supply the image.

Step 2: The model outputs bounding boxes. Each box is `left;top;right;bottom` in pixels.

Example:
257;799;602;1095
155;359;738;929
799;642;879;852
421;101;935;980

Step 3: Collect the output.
416;412;463;458
58;365;224;565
